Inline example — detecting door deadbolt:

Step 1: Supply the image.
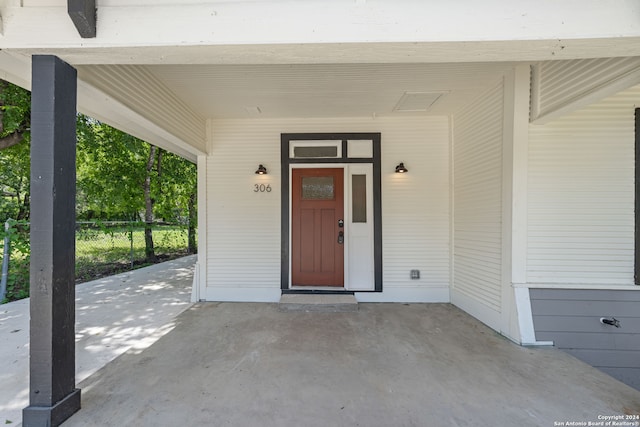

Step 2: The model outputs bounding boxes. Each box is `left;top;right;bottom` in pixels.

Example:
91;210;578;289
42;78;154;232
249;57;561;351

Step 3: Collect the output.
338;219;344;228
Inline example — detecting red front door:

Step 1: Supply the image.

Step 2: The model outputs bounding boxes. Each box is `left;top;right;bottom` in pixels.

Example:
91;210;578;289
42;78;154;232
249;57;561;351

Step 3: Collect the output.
292;168;344;287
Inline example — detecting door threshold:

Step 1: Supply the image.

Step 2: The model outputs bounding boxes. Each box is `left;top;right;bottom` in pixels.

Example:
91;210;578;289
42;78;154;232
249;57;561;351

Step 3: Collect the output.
284;288;353;295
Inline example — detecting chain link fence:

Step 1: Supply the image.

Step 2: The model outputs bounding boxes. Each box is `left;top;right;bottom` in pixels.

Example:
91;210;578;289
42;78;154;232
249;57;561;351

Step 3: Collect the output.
1;220;194;303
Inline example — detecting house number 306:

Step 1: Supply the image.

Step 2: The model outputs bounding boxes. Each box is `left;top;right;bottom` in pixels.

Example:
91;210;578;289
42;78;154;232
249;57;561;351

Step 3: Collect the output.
254;184;272;193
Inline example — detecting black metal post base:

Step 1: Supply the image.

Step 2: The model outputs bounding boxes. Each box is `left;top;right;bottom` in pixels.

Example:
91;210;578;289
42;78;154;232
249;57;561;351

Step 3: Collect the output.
23;388;81;427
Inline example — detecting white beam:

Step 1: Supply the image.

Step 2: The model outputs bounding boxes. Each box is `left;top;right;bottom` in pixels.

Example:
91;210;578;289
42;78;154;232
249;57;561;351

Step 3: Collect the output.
1;1;640;64
12;40;640;67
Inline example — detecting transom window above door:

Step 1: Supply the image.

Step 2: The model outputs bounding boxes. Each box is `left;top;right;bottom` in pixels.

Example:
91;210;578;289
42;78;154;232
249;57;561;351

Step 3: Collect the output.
290;140;341;158
288;139;374;160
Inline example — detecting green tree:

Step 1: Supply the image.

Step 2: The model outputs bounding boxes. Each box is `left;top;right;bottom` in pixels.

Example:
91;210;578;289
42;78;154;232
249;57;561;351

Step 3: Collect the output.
153;149;197;253
0;80;30;150
0;81;31;220
76;115;197;260
77;115;158;259
76;115;150;220
0;139;30;220
0;79;197;263
1;81;197;302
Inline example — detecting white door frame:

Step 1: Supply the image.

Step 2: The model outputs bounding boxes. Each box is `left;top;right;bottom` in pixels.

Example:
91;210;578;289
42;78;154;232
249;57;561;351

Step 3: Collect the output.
288;163;375;290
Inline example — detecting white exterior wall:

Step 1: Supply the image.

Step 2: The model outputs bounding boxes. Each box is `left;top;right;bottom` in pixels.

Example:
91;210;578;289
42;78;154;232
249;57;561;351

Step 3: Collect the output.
205;120;282;302
204;117;450;302
452;80;505;331
527;84;638;288
362;117;450;302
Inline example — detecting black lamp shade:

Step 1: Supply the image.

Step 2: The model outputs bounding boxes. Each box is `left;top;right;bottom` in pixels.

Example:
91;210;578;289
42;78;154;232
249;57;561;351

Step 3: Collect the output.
255;164;267;175
395;162;408;173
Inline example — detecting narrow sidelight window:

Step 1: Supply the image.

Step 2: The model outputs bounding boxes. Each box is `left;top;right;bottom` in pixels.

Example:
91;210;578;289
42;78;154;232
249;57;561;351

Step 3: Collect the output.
352;174;367;223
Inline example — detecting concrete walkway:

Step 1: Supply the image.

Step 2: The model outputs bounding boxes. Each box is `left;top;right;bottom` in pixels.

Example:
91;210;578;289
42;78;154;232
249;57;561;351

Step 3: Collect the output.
2;261;639;426
65;303;639;427
0;255;196;425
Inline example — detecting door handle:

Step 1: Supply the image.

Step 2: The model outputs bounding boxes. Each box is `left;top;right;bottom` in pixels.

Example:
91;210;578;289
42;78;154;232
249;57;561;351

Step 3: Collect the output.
337;231;344;244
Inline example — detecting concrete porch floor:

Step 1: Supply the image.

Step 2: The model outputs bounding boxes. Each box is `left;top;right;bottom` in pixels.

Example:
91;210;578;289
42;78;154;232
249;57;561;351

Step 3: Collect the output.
0;255;196;425
64;302;640;427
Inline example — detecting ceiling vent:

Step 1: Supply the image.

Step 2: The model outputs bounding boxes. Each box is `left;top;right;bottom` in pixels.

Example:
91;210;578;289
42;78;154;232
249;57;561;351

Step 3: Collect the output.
393;91;447;112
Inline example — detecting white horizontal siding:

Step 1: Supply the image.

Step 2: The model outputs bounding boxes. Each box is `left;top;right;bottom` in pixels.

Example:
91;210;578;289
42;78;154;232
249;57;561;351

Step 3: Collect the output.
206;121;282;290
452;80;504;314
206;117;450;297
527;84;638;285
78;65;206;152
381;117;450;291
531;57;640;122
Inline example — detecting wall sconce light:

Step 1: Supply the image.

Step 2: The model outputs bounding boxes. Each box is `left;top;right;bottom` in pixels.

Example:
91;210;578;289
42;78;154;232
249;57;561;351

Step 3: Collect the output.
255;164;268;175
395;162;408;173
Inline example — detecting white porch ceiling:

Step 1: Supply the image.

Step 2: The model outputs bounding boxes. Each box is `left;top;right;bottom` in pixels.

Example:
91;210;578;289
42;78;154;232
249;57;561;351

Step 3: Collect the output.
134;62;515;119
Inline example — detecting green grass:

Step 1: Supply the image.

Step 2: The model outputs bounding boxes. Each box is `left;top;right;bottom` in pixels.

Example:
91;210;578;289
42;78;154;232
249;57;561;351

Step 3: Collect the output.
76;226;188;264
75;225;190;281
1;225;193;303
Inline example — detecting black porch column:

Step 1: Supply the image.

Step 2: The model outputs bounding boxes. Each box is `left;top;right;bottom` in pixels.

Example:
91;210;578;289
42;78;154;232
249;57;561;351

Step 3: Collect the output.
23;56;81;427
